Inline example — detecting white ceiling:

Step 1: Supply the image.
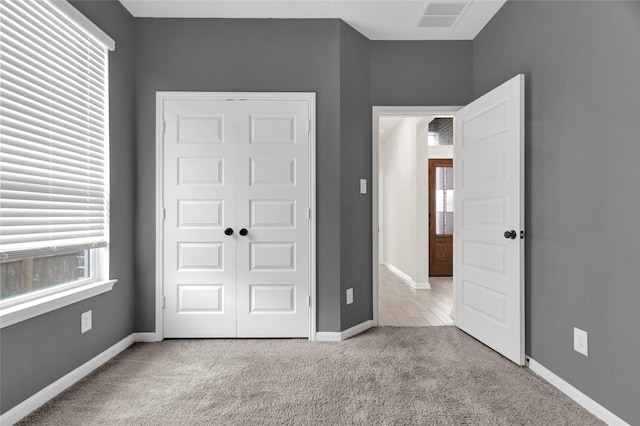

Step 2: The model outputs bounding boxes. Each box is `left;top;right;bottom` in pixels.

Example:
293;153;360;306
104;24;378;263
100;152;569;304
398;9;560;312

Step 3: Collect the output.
119;0;507;40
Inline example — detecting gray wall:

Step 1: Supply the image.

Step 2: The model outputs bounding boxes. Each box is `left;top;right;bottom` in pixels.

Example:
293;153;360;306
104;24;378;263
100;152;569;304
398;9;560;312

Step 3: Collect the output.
339;23;373;330
370;41;473;106
0;0;137;414
474;2;640;424
133;20;475;333
134;19;344;332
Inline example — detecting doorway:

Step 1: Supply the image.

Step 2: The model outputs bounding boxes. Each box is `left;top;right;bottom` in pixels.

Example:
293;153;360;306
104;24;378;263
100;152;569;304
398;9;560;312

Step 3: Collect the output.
372;74;525;365
373;107;459;327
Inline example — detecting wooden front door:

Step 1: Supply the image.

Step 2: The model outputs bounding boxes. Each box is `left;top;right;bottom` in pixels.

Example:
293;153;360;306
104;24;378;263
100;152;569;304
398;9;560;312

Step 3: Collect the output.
429;159;453;276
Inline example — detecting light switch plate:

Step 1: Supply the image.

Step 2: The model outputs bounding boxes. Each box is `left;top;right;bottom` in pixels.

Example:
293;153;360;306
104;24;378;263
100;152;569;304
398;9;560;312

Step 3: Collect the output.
360;179;367;194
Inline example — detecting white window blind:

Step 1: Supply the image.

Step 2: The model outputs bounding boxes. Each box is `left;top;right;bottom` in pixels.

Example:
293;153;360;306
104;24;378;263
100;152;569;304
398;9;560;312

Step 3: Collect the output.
0;0;114;262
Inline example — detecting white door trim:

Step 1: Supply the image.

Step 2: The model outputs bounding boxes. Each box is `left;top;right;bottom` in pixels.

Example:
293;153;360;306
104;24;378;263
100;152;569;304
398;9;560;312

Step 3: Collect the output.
371;106;460;326
156;92;317;341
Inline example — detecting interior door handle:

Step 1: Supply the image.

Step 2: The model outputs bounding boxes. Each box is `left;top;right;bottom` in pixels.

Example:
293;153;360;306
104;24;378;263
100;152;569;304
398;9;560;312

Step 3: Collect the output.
239;228;248;236
504;230;517;239
224;228;233;236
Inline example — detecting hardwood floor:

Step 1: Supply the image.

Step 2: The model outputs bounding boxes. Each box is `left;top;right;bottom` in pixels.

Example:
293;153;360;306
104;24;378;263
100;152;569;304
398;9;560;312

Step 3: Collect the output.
379;265;454;326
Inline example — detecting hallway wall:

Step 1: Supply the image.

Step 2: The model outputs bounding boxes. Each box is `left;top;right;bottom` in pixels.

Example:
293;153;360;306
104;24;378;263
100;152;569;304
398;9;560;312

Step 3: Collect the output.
380;118;421;281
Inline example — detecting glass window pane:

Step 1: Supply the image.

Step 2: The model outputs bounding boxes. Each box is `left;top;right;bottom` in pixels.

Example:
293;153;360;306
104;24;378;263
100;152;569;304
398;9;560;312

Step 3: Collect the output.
435;166;454;235
427;118;453;146
0;250;91;300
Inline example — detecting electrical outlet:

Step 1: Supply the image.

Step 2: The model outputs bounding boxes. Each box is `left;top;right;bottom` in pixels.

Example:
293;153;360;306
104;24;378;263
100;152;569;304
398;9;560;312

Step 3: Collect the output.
346;288;354;305
573;327;588;356
81;310;92;334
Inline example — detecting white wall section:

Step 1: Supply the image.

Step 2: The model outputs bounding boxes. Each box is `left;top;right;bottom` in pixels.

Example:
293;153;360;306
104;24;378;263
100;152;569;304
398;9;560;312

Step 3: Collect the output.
415;118;430;287
380;118;418;280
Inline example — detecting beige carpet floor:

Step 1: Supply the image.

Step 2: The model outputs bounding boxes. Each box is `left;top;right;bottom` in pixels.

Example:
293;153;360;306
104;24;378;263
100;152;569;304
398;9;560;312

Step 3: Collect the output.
18;327;602;425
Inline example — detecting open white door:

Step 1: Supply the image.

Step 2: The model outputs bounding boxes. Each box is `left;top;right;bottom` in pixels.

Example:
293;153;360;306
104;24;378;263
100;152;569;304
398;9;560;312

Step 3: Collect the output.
454;74;525;365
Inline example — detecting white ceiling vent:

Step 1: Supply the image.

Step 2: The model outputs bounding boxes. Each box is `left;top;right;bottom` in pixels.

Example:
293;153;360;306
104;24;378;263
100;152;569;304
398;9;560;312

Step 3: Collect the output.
418;2;470;28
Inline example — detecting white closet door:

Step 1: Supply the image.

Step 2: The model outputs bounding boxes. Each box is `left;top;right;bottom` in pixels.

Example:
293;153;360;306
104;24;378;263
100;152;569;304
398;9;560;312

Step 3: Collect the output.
163;99;237;338
235;100;310;337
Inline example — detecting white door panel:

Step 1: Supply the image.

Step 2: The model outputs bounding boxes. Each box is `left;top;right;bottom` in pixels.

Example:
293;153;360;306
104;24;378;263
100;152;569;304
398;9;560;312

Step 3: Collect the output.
236;101;310;338
454;75;525;365
162;96;310;338
163;100;237;338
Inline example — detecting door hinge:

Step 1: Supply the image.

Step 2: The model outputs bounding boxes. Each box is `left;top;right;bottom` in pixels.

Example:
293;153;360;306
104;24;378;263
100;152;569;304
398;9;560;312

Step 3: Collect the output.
308;296;312;307
307;120;312;134
162;120;166;134
307;208;312;221
162;208;166;221
162;296;166;309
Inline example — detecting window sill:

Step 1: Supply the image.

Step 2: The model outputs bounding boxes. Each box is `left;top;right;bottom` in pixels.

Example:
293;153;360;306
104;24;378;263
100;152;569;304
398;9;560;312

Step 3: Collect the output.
0;279;117;329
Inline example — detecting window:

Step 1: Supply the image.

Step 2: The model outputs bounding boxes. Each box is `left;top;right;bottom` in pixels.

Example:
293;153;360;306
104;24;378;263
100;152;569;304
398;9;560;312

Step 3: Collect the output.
1;250;91;300
427;117;453;146
434;166;454;235
0;0;116;326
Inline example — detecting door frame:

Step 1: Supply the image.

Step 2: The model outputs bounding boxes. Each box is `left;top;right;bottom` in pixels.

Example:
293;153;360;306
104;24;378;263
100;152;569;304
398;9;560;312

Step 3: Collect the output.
155;92;317;341
371;106;460;326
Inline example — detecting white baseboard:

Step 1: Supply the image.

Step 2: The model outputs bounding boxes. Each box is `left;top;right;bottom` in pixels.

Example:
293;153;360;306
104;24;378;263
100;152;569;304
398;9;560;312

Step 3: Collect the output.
316;320;374;342
133;332;162;342
384;262;413;283
315;332;341;341
1;334;136;426
527;358;629;426
384;263;431;290
413;281;431;290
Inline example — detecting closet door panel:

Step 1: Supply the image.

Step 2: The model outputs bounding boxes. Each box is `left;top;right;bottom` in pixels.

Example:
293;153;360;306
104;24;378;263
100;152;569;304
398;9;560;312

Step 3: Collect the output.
163;99;237;338
235;100;310;338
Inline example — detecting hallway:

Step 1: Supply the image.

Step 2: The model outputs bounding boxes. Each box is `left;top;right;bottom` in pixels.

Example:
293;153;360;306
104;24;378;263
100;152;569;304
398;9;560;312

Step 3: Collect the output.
378;265;454;326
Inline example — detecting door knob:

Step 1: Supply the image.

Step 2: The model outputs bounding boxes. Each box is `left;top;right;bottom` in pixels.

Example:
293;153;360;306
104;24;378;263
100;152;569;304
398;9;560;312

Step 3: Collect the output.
504;230;517;239
224;227;233;236
239;228;248;236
